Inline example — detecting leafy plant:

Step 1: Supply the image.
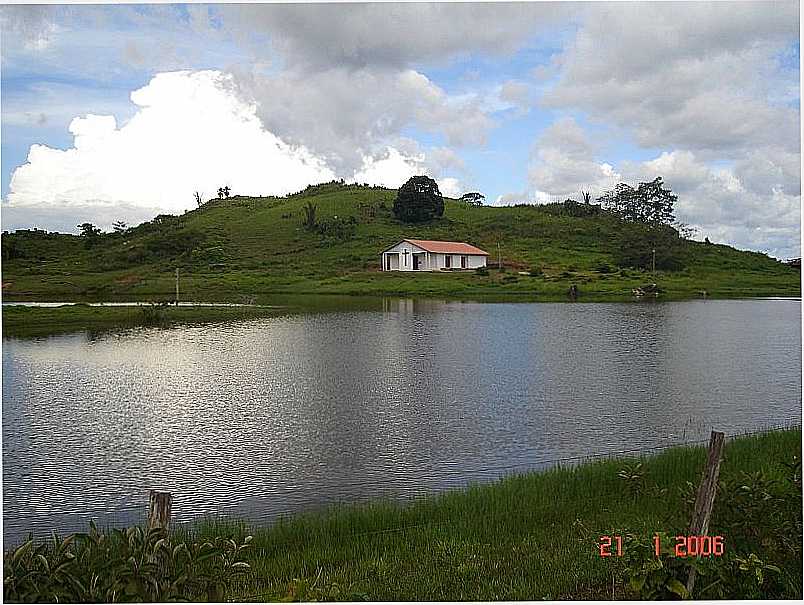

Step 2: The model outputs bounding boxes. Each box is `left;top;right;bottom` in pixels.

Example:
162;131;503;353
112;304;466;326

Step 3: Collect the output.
622;532;691;600
302;202;317;231
3;522;252;603
617;461;646;498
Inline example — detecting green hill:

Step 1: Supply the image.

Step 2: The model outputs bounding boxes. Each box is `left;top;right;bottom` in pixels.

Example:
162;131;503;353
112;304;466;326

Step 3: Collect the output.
1;182;799;301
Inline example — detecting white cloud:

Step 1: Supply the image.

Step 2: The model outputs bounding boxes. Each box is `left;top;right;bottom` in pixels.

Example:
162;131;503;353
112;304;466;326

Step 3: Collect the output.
352;147;425;189
5;70;336;228
437;177;462;199
527;117;620;200
544;1;800;157
232;66;492;176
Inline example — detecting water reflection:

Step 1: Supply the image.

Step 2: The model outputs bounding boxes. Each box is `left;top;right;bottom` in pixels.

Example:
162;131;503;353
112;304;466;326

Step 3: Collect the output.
3;299;801;543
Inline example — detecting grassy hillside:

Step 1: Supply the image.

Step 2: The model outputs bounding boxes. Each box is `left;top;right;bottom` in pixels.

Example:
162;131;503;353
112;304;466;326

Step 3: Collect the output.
2;182;799;301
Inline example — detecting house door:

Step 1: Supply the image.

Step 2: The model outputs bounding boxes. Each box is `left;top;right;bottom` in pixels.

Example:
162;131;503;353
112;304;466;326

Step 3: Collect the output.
385;255;392;270
461;255;467;268
412;255;420;270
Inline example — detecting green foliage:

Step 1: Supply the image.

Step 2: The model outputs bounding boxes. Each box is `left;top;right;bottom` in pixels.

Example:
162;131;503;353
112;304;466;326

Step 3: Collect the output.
618;461;646;498
302;202;317;231
697;553;783;599
614;223;685;271
3;522;252;603
393;176;444;223
459;192;485;206
598;177;677;225
540;199;602;218
315;215;357;240
623;533;692;599
474;266;489;276
78;222;103;249
78;223;102;238
140;302;171;325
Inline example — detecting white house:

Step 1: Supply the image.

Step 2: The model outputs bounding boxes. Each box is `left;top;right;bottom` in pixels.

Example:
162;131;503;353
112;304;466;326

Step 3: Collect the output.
380;239;489;272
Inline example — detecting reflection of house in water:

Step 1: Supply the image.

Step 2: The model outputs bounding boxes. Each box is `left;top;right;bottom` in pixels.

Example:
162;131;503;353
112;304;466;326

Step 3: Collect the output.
381;298;447;313
380;239;488;272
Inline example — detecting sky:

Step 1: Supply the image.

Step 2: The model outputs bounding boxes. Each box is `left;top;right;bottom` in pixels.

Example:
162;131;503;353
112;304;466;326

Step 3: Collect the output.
0;1;800;258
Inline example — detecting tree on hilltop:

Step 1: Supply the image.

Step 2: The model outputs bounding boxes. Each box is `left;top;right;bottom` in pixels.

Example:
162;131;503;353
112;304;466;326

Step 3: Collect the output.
460;192;485;206
598;176;676;225
393;176;444;223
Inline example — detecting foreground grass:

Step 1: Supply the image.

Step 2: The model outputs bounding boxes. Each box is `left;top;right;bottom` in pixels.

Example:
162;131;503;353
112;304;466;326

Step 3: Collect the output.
186;428;800;600
5;428;800;600
1;303;285;338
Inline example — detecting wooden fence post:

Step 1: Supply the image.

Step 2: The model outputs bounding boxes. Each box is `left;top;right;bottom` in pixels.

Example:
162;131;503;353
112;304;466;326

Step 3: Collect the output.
148;490;172;531
686;430;725;596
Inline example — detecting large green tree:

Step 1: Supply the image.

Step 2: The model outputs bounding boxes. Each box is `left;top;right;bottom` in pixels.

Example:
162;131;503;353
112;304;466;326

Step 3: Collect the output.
393;176;444;222
598;176;677;225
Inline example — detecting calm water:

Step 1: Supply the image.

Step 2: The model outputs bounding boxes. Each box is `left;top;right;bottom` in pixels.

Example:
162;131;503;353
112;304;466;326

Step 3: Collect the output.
2;299;801;543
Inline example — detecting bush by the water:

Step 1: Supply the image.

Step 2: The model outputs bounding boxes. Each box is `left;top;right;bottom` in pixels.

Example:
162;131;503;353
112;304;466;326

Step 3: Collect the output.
618;448;802;600
3;523;252;603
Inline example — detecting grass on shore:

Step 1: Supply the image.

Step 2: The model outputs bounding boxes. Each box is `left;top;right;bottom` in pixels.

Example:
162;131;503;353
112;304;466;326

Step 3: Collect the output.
71;427;798;601
5;428;801;600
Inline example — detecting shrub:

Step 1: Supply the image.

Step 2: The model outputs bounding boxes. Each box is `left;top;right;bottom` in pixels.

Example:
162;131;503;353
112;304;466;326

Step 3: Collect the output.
474;266;489;276
315;216;357;240
3;522;252;603
140;302;171;325
613;223;685;271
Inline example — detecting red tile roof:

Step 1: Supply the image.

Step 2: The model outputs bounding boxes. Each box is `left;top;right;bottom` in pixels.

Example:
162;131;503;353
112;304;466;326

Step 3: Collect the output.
403;239;489;255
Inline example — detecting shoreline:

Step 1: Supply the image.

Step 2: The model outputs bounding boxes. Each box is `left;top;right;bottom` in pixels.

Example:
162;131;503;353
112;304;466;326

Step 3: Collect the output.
4;427;801;600
3;292;800;338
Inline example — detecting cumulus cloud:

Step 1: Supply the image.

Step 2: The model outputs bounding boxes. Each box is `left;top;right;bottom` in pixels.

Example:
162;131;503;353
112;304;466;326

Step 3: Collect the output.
232;66;492;176
4;70;465;231
544;1;800;157
352;147;425;189
4;70;335;228
527;117;620;200
498;80;532;114
352;146;463;197
221;3;567;71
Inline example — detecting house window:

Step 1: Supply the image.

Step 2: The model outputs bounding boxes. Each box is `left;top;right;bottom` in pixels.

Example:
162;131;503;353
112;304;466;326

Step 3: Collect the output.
461;255;467;268
444;255;451;268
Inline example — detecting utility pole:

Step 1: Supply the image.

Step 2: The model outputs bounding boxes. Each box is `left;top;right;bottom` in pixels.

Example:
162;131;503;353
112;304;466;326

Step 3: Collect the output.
652;248;656;274
175;267;180;306
497;242;502;270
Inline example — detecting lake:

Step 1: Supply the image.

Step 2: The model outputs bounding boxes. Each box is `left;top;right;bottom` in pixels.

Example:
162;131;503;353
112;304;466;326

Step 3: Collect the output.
2;298;801;544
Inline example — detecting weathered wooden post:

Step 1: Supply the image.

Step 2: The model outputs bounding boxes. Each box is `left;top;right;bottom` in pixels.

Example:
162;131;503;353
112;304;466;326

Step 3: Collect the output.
686;430;725;595
148;490;172;531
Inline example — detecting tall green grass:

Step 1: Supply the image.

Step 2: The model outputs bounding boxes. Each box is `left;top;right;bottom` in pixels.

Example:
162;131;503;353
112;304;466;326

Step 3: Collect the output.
192;427;801;600
5;428;800;600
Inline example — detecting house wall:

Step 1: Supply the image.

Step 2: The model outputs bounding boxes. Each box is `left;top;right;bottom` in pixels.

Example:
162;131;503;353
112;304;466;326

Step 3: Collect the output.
382;241;429;271
433;253;487;269
382;241;488;271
